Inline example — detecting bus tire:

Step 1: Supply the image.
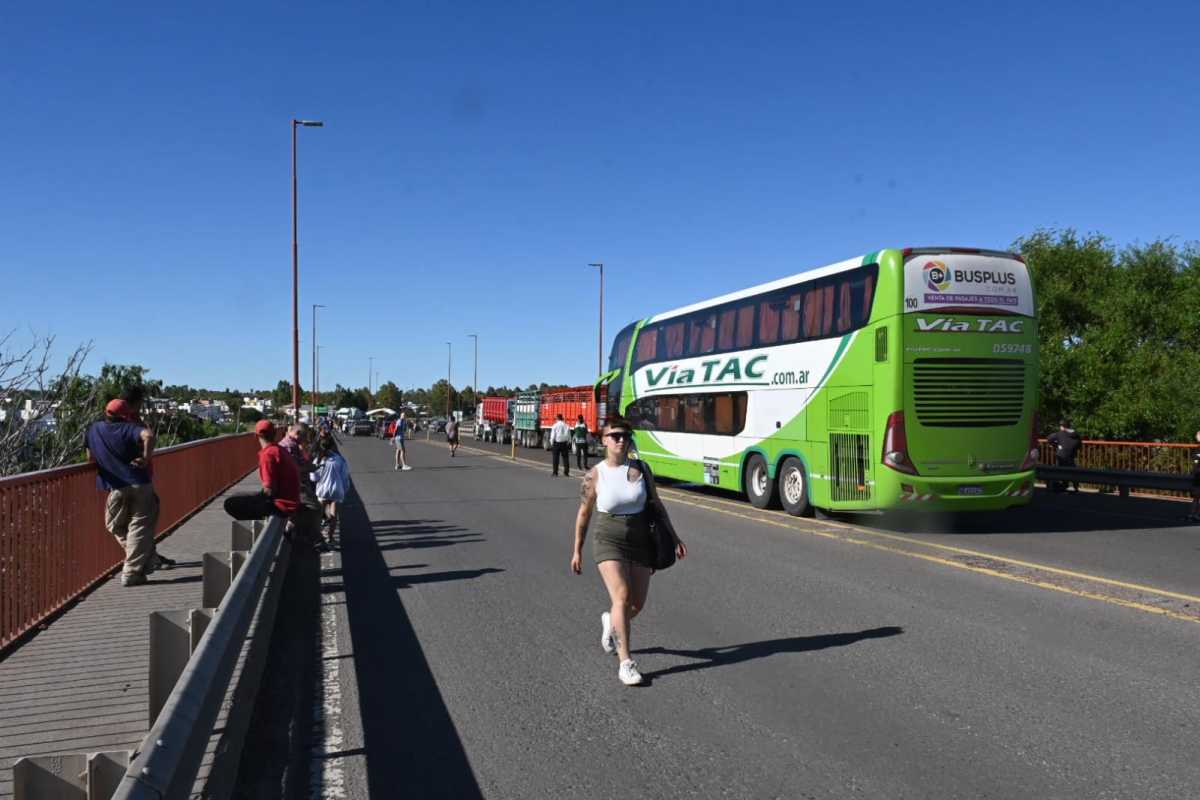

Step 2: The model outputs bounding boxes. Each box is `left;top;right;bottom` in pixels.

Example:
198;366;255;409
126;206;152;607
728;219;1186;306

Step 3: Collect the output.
744;454;778;509
778;457;811;517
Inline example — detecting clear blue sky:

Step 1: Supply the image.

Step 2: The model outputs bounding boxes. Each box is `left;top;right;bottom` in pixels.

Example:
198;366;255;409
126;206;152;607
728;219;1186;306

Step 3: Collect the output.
2;1;1196;395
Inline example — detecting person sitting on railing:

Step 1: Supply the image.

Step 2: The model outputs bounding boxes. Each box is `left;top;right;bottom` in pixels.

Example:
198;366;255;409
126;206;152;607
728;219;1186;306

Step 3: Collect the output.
1047;419;1082;493
223;419;300;522
85;398;176;587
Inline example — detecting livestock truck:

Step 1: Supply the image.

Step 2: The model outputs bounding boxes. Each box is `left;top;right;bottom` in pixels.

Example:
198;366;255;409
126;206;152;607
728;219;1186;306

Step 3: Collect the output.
475;396;512;443
539;386;601;455
514;390;542;448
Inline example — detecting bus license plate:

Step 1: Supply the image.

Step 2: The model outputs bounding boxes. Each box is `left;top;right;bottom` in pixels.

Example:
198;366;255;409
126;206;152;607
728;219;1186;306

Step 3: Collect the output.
958;485;984;496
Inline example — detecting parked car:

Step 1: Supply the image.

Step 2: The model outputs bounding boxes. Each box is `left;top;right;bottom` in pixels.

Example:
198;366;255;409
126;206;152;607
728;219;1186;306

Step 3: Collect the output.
432;419;447;433
350;418;374;436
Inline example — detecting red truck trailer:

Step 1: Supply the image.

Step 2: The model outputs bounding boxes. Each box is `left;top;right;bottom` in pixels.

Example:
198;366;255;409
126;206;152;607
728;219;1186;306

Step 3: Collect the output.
477;396;512;443
539;387;600;454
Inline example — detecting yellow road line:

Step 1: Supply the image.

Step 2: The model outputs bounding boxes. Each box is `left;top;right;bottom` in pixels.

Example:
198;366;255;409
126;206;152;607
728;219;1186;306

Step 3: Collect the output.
656;487;1200;605
452;441;1199;621
660;493;1200;625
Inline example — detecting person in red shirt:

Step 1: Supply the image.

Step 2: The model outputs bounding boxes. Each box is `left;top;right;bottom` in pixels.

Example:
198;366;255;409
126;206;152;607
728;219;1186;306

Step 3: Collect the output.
224;419;300;520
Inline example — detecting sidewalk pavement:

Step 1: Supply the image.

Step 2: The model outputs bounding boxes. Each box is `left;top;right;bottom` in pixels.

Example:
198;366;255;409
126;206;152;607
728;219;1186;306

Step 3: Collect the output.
0;473;260;800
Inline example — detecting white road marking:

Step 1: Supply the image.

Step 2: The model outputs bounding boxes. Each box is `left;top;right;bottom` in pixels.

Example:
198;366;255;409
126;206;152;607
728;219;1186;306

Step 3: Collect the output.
310;551;347;799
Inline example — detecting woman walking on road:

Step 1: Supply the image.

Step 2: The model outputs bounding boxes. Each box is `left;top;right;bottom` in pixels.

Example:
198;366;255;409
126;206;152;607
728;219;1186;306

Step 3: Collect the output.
571;416;686;685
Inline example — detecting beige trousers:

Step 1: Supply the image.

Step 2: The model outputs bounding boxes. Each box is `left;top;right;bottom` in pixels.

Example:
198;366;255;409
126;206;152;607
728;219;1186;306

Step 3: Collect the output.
105;484;160;577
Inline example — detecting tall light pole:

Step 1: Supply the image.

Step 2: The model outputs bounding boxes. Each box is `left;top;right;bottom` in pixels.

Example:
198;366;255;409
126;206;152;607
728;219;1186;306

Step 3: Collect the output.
445;341;452;420
291;118;324;420
311;303;326;417
588;262;604;375
316;345;326;404
468;334;478;415
368;356;374;397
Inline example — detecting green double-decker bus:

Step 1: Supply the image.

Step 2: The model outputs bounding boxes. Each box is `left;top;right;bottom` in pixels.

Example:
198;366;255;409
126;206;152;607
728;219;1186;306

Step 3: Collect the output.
595;248;1040;515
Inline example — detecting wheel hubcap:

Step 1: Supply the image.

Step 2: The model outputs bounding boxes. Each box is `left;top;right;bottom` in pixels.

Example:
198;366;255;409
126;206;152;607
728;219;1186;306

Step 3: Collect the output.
783;469;804;504
753;466;767;495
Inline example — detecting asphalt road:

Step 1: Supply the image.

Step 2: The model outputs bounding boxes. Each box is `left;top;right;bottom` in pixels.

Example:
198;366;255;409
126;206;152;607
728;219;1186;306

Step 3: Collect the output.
311;434;1200;799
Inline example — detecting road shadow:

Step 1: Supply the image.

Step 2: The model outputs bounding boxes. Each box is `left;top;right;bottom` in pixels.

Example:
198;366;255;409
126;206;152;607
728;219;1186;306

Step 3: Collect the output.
634;626;904;681
370;520;484;552
336;485;485;798
855;490;1192;535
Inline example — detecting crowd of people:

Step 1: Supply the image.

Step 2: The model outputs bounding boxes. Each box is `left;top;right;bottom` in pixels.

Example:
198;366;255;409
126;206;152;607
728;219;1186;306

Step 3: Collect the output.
223;417;350;552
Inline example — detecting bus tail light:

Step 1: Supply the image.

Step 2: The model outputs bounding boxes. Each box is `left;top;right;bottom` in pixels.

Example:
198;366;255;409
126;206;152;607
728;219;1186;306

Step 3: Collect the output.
1020;411;1040;471
882;411;919;475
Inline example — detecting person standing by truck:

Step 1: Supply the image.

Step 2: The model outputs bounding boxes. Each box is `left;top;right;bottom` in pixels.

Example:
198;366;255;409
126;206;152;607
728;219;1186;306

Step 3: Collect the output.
1047;419;1082;493
573;414;589;471
549;413;572;477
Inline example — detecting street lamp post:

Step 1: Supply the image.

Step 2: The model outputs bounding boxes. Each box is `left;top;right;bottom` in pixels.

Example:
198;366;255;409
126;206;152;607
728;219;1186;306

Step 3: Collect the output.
368;356;374;397
291;118;324;421
588;262;604;375
468;334;478;416
311;303;326;418
445;342;452;420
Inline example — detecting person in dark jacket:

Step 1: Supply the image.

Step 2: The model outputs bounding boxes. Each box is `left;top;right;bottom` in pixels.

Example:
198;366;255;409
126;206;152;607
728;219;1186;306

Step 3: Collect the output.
1047;419;1082;493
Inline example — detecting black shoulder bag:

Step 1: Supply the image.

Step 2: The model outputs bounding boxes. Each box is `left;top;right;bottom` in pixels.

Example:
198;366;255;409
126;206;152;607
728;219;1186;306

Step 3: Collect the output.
637;459;677;570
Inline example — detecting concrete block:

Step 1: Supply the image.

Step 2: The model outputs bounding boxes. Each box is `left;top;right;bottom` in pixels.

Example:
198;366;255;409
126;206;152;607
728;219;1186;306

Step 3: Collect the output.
148;609;213;726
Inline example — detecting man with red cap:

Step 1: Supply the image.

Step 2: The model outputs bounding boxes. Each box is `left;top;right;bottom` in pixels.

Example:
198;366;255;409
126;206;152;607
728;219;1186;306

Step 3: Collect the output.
85;398;174;586
223;419;301;521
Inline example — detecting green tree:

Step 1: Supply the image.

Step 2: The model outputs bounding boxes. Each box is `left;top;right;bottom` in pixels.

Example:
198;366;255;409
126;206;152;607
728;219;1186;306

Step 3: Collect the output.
271;380;293;410
429;379;459;417
376;381;402;411
1015;230;1200;441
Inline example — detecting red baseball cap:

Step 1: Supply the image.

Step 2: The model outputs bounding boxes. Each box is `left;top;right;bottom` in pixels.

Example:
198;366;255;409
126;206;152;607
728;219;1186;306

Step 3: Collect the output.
105;399;132;417
255;419;277;439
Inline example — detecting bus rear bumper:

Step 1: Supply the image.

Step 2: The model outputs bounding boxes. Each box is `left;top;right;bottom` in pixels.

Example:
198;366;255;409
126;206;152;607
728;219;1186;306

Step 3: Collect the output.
886;472;1036;511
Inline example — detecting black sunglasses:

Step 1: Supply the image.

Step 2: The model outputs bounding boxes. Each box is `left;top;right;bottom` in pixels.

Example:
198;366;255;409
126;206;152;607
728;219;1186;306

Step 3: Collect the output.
605;431;631;442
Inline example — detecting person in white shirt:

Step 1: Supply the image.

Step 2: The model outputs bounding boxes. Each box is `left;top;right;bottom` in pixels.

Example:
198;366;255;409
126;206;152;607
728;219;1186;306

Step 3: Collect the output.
571;415;686;685
549;413;572;476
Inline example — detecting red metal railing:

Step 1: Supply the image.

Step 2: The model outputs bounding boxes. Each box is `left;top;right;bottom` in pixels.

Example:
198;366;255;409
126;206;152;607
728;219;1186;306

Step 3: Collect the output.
0;432;259;652
1038;438;1195;498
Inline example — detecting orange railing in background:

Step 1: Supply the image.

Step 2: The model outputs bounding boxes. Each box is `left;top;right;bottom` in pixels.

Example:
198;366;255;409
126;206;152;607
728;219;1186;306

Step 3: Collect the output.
1038;438;1195;499
0;432;259;652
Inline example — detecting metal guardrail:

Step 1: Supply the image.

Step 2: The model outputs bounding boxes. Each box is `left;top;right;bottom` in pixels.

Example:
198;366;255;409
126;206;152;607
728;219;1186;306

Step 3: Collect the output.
0;432;260;651
13;516;292;799
1036;465;1195;497
1037;438;1195;499
114;516;290;799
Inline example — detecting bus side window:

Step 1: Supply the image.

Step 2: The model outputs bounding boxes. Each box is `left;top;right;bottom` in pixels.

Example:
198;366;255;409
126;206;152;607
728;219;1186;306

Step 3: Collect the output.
735;303;755;348
857;269;878;326
836;280;853;333
658;397;681;431
758;297;781;346
781;291;804;342
713;394;735;434
664;321;686;358
802;288;823;338
688;312;718;356
717;307;737;351
634;326;659;367
684;395;708;433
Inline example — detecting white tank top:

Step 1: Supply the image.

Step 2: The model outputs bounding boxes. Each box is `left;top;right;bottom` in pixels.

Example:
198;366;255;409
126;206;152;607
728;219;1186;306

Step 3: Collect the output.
595;462;647;515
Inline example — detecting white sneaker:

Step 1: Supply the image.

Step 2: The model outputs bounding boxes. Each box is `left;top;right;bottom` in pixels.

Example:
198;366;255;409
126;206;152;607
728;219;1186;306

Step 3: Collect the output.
618;659;643;686
600;612;616;655
402;465;413;471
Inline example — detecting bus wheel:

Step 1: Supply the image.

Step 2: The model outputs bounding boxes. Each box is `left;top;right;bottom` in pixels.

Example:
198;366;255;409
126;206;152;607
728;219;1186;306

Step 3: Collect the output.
744;454;778;509
778;457;811;517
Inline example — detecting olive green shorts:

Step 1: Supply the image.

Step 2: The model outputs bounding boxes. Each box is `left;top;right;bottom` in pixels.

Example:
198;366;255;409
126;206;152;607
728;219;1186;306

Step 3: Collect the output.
592;511;653;568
